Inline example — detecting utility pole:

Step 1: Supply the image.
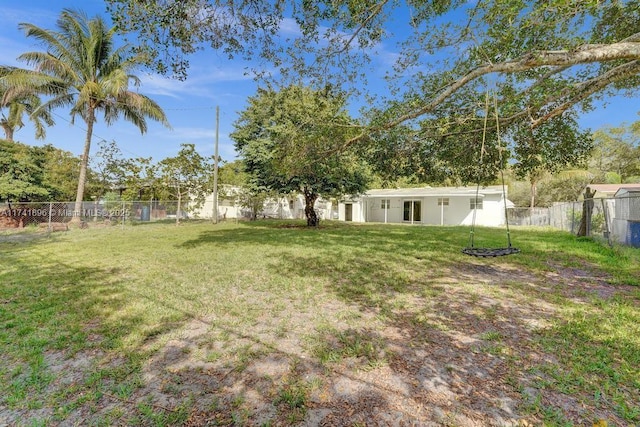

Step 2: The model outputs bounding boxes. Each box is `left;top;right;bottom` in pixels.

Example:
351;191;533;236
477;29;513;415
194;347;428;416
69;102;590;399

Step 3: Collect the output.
213;106;220;223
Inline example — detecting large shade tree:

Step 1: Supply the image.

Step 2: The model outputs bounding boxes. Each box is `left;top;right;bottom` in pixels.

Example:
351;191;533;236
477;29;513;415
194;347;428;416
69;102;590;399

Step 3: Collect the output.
3;9;169;223
0;139;50;202
107;1;640;123
38;144;83;201
231;84;370;226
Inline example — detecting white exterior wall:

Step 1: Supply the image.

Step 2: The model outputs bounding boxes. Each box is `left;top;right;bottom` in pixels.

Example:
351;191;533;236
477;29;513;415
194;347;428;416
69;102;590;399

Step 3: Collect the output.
339;200;365;222
266;195;305;219
424;197;466;225
340;190;508;227
457;193;506;227
193;190;332;220
191;193;233;219
196;186;506;225
367;197;404;223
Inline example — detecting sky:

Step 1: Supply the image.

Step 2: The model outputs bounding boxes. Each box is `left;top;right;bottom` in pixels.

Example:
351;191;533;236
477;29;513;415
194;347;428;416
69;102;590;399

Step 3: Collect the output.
1;0;639;165
0;0;263;163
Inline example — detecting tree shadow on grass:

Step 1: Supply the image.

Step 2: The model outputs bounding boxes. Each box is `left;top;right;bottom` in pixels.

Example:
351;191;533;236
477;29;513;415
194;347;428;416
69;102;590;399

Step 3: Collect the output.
0;247;201;426
177;221;468;264
104;285;414;426
175;222;638;424
1;235;425;425
264;244;639;425
169;221;640;424
5;222;636;425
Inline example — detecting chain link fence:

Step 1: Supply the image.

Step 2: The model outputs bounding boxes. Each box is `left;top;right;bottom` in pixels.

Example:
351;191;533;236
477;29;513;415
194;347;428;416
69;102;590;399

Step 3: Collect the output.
0;198;331;231
0;200;192;230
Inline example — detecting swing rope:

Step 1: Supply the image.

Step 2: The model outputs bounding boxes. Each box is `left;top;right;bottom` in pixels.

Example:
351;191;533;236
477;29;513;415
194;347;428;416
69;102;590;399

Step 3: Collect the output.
463;91;519;257
467;92;491;251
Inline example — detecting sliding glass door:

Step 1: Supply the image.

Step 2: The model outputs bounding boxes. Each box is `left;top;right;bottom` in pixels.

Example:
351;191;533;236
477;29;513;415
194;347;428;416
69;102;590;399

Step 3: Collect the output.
403;200;421;222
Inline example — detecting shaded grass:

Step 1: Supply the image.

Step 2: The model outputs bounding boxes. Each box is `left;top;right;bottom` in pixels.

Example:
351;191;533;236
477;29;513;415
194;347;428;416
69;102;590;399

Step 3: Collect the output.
1;220;638;425
534;296;640;422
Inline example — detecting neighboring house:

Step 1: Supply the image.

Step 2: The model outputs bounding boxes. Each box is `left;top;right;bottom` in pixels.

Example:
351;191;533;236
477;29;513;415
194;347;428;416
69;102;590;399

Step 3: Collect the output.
585;183;640;198
192;186;335;220
338;186;511;226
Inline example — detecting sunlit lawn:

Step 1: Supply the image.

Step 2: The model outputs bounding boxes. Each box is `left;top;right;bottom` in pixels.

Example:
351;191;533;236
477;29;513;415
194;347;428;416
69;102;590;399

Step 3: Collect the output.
1;220;639;426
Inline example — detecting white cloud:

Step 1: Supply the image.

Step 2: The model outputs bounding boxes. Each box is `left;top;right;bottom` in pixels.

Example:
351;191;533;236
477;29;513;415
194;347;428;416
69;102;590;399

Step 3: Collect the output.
279;18;303;37
137;64;257;100
136;75;185;99
160;126;220;141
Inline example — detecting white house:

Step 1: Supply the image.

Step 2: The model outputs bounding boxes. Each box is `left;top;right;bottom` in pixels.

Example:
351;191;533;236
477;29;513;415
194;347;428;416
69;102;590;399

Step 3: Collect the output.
192;186;335;220
338;186;511;226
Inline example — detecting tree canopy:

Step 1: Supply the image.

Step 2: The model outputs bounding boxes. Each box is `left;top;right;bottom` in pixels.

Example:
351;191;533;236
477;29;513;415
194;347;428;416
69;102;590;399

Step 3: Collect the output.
590;123;640;182
107;0;640;123
0;140;80;202
231;85;370;226
156;143;214;224
90;139;157;200
106;0;640;183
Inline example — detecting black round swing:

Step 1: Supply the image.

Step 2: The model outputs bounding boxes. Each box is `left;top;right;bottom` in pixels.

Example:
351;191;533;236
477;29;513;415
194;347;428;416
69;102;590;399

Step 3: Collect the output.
462;246;520;257
462;92;519;258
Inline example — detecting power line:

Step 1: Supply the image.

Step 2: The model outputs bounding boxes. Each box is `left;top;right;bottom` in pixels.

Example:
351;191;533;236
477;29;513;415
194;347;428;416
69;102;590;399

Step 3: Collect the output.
49;110;146;159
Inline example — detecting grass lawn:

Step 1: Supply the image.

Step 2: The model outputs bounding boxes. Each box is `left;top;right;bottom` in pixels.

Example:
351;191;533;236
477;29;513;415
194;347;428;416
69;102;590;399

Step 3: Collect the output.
1;220;639;426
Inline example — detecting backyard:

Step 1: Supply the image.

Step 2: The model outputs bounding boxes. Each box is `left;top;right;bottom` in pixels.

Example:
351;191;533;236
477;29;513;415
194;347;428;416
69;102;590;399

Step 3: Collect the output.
1;220;639;426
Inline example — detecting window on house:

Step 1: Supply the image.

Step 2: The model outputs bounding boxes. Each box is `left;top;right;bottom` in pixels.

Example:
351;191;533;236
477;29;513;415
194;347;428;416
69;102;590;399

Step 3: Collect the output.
470;197;483;210
437;198;449;206
381;199;390;209
289;200;294;210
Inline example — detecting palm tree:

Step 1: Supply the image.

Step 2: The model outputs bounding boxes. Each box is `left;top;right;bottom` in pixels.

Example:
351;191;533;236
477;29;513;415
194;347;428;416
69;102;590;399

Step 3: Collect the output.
5;9;170;222
0;67;54;142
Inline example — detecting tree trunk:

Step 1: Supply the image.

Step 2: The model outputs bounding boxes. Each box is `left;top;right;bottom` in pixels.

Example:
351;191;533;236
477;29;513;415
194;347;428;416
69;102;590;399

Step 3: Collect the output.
530;180;537;209
577;187;596;237
71;109;95;225
176;184;182;225
303;189;320;227
2;124;14;142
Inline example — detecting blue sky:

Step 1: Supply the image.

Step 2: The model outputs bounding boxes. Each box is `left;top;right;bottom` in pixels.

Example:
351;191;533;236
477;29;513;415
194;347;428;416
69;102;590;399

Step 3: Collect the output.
1;1;639;165
0;0;263;163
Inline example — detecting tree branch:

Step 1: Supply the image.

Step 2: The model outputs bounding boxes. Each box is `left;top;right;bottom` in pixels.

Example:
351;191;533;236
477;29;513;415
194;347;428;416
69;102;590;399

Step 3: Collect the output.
334;0;390;55
341;38;640;148
531;59;640;127
392;40;640;128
